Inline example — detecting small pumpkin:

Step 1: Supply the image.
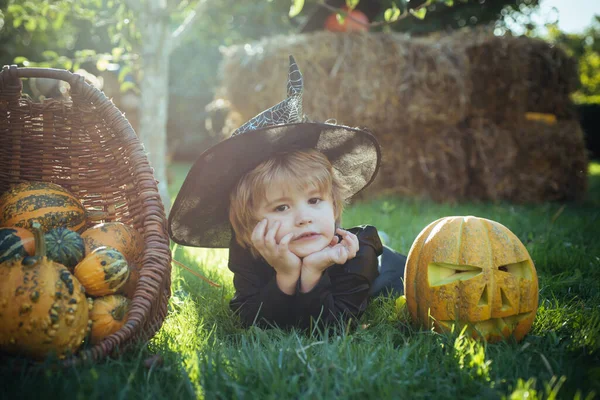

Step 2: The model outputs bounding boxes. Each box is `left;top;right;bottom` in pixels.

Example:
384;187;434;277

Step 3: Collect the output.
81;222;144;264
0;226;35;263
0;181;105;233
404;216;539;343
74;246;130;297
0;222;91;359
45;227;85;270
90;294;130;344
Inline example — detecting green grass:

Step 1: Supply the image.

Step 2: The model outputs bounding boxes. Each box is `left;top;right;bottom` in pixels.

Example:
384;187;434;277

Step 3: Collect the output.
2;163;600;400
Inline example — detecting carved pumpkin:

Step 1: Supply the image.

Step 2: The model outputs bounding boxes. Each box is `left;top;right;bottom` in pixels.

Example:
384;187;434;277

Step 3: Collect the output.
0;226;35;263
80;222;144;265
0;222;91;359
0;181;104;233
74;246;130;297
45;227;85;270
404;216;539;343
89;294;130;344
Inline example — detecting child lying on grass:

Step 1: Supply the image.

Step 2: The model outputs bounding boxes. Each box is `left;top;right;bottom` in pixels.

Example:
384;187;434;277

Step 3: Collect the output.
168;56;406;329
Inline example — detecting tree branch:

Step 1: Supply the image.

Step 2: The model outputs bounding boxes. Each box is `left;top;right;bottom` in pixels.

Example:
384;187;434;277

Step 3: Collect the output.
170;0;209;53
316;0;430;29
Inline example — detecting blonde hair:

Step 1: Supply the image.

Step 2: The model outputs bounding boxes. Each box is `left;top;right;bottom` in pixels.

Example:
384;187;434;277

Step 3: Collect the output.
229;149;346;257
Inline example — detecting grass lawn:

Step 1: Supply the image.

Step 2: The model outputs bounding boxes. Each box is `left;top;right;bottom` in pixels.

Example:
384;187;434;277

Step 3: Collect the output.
2;162;599;399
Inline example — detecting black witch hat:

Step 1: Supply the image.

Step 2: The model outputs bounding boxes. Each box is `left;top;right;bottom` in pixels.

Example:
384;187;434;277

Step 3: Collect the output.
168;56;381;248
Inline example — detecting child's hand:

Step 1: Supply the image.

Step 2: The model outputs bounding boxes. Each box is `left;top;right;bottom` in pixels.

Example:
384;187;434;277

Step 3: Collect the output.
302;228;359;274
251;219;301;293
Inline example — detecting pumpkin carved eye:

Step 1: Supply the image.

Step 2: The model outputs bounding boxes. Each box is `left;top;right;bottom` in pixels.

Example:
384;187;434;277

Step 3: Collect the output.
427;263;483;286
497;260;533;280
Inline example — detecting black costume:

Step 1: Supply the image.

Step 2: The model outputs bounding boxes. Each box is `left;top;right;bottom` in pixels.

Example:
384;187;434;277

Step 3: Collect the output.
228;225;405;329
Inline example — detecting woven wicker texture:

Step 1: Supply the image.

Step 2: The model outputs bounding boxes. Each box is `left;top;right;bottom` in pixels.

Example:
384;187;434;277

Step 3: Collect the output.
0;65;172;366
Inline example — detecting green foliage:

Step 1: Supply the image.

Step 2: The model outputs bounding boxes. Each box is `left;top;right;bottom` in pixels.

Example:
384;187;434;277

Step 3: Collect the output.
289;0;305;17
545;17;600;104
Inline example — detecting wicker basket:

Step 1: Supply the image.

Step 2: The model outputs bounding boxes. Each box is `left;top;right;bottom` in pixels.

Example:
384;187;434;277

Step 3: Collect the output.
0;65;172;366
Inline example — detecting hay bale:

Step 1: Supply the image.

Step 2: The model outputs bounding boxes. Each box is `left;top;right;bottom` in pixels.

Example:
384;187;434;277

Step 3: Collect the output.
218;31;470;133
443;31;530;125
463;117;518;201
525;38;578;119
509;120;588;203
359;123;468;202
443;30;578;124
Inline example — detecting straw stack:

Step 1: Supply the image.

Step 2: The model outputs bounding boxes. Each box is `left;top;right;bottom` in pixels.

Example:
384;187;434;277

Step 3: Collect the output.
219;31;470;133
361;124;469;202
213;29;588;204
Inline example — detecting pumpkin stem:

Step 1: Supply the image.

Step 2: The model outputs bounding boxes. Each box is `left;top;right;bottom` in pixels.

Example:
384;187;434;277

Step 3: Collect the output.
30;221;47;258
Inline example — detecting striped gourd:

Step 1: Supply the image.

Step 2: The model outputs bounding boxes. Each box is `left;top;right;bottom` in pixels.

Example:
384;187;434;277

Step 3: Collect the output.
74;247;130;297
0;181;92;233
81;222;144;265
0;227;35;263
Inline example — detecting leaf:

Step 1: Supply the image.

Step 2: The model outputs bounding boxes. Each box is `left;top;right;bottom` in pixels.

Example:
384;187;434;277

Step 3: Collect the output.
96;57;110;72
444;0;454;6
52;11;65;30
41;50;59;60
119;81;138;94
336;12;346;25
112;47;124;62
384;5;401;23
288;0;304;18
345;0;360;11
118;64;132;83
13;56;29;66
409;7;427;20
24;17;37;31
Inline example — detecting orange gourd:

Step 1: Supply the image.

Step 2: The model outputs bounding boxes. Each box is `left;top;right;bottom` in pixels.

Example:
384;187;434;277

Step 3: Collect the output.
89;294;130;344
404;216;539;343
0;222;91;359
80;222;144;264
74;247;130;297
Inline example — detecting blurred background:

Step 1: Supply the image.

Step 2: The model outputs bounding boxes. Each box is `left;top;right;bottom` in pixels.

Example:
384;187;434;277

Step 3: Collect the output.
1;0;598;210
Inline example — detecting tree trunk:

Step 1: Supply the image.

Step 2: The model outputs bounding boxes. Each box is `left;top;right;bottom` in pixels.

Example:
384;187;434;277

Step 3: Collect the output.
138;2;172;215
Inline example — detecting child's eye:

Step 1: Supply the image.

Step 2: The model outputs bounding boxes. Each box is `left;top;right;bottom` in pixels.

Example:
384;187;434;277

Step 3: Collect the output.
308;197;322;205
274;205;289;212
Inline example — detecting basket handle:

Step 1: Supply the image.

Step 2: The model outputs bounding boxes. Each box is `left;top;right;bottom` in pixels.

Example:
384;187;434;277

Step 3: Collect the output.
1;64;138;143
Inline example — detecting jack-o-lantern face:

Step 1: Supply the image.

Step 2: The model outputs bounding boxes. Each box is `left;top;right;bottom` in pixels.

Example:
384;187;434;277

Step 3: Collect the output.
404;216;539;342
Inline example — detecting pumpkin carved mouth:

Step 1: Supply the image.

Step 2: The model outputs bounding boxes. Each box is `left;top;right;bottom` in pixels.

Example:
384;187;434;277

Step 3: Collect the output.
437;311;534;339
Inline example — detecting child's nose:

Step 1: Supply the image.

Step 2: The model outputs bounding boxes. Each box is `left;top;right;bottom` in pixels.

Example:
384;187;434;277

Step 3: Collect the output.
296;210;313;225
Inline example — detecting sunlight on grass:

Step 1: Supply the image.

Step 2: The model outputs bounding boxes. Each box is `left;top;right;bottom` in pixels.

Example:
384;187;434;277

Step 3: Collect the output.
152;161;600;399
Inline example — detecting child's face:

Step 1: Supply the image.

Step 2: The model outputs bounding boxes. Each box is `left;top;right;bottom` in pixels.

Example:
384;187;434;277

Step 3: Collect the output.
255;183;336;258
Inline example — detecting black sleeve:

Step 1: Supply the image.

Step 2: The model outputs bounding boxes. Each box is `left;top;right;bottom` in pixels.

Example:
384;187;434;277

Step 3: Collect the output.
294;225;383;328
228;237;297;328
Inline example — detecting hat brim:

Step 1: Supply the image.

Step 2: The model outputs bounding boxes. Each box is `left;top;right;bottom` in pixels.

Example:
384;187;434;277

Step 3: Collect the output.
168;122;381;248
